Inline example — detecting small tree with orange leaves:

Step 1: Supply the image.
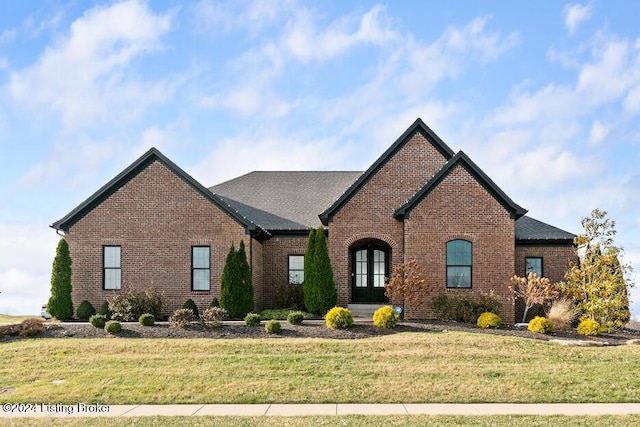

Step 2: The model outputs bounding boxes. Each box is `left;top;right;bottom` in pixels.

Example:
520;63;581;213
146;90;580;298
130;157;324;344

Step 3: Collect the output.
509;273;559;323
385;260;431;317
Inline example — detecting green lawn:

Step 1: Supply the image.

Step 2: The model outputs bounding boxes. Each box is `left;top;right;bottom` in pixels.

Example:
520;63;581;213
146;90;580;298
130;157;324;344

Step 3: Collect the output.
1;415;640;427
0;314;40;324
1;331;639;405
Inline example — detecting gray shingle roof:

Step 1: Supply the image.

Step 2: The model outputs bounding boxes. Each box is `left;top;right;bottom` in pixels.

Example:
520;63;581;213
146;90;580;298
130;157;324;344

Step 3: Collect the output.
515;216;576;244
216;195;309;233
210;171;362;228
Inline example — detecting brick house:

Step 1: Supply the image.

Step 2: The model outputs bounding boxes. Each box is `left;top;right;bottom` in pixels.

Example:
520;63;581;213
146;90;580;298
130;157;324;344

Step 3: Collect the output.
51;119;576;323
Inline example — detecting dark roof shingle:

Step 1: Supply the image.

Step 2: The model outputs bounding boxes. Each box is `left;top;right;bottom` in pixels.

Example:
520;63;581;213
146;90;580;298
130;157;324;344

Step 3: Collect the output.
515;216;576;244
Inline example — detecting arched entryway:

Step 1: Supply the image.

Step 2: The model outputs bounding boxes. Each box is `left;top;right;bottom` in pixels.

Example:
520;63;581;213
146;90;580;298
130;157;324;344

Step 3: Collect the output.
351;240;390;303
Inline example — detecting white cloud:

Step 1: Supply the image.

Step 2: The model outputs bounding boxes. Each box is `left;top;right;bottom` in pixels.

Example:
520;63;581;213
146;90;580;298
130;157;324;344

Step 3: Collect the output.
194;0;286;36
563;2;593;35
190;132;355;186
8;0;173;131
588;120;608;146
0;224;59;316
624;85;640;115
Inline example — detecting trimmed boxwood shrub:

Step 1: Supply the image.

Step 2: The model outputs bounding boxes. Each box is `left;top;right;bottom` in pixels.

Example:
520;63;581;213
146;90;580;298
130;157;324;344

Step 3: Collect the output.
477;312;502;329
209;298;220;308
139;313;155;327
89;314;107;329
528;316;553;334
76;300;96;320
577;319;601;336
98;301;112;320
287;311;305;325
265;319;282;334
373;306;400;329
183;299;199;318
104;320;122;335
244;313;261;326
325;307;353;329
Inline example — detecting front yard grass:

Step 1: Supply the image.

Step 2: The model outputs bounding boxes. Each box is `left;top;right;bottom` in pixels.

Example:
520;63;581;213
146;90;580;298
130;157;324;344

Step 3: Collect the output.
2;415;640;427
0;315;41;324
1;331;639;405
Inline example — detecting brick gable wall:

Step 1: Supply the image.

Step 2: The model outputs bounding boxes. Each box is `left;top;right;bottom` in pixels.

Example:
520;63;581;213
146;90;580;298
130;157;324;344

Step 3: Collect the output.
65;160;249;317
327;132;450;307
404;164;516;323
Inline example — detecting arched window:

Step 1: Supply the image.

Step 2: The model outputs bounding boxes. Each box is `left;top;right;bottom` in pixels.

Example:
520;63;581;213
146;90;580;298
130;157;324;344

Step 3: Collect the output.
446;240;472;288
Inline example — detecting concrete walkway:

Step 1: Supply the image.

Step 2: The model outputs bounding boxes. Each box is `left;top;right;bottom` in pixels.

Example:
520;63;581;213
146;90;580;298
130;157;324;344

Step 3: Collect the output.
2;403;640;418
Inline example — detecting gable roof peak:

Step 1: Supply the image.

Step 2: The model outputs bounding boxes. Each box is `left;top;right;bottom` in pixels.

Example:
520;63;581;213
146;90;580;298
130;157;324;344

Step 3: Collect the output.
319;118;455;224
395;149;527;220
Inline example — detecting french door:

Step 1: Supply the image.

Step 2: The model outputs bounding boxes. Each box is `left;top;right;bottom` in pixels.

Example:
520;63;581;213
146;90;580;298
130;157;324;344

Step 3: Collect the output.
352;245;389;303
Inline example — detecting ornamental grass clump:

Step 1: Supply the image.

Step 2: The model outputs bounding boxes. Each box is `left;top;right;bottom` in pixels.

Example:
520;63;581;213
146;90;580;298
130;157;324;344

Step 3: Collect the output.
373;306;400;329
528;316;553;334
477;312;502;329
577;319;601;336
265;319;282;334
201;307;228;328
244;313;261;326
169;308;195;328
325;307;353;329
547;298;575;330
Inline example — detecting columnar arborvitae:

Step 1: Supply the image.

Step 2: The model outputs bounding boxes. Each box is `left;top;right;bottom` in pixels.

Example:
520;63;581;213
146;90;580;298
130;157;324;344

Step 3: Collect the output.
313;227;337;313
236;240;254;316
48;238;74;320
219;241;254;319
303;227;337;314
302;228;317;313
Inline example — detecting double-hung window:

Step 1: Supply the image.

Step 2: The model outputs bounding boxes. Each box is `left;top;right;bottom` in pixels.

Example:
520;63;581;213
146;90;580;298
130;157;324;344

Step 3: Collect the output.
192;246;210;291
103;246;121;290
446;240;472;288
288;255;304;285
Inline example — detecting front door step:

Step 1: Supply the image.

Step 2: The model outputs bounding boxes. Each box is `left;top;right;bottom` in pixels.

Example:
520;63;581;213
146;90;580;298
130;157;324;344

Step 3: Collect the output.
347;303;390;318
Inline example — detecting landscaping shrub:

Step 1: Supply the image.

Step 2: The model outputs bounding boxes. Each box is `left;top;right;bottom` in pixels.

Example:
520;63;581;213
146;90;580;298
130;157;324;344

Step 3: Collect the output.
430;292;501;323
477;312;502;329
76;300;96;320
139;313;155;327
209;298;220;308
373;306;400;329
528;316;553;334
104;320;122;335
577;319;601;336
265;319;282;334
304;227;337;315
220;241;254;319
201;307;228;328
548;298;575;330
48;238;73;320
276;283;305;310
18;319;45;337
183;299;199;318
89;314;107;329
169;309;195;328
108;287;164;321
325;307;353;329
244;313;261;326
98;301;112;319
287;311;305;325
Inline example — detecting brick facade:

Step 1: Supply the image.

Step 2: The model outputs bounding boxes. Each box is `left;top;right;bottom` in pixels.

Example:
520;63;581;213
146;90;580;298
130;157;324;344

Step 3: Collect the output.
404;165;516;323
55;120;576;324
65;160;249;316
327;132;449;307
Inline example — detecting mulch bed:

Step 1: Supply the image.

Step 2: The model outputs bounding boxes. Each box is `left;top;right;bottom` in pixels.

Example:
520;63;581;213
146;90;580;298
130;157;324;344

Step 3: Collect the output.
13;319;639;345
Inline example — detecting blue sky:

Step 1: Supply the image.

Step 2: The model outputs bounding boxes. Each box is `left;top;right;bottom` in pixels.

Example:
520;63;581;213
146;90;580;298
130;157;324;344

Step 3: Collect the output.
0;0;638;318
